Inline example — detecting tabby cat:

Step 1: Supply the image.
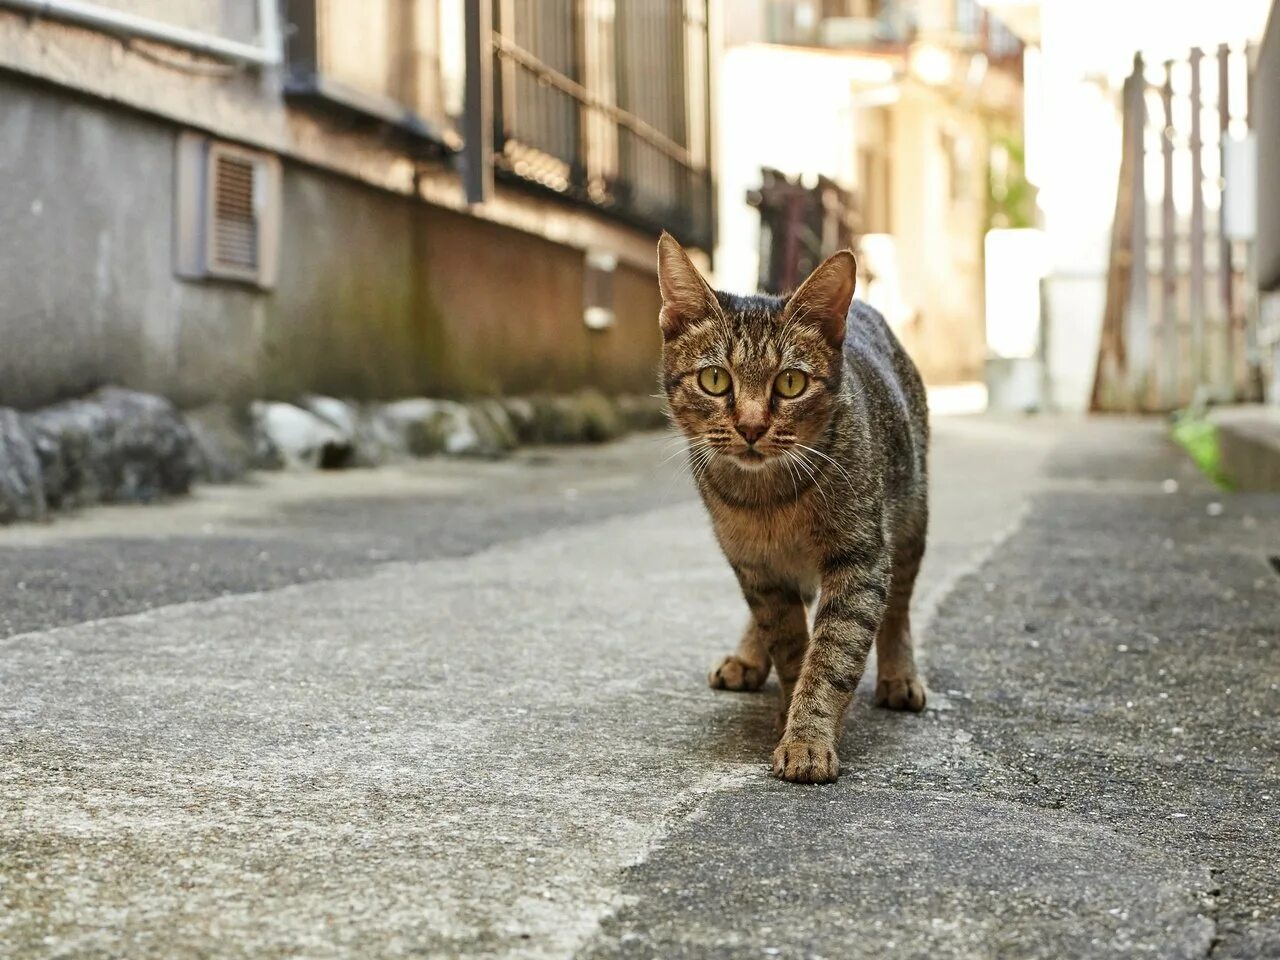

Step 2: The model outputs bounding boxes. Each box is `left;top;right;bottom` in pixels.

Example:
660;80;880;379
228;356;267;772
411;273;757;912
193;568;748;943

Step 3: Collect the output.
657;233;929;784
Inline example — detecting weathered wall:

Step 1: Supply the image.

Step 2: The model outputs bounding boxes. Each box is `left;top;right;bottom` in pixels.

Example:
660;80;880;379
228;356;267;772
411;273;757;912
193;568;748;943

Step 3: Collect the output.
416;205;660;397
259;172;433;402
1257;2;1279;294
0;11;663;274
85;0;257;41
1;74;262;408
888;86;990;385
0;74;662;409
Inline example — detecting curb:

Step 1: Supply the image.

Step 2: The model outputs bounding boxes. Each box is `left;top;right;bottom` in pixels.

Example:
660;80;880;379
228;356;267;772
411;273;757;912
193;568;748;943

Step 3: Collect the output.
1209;405;1280;492
0;388;671;526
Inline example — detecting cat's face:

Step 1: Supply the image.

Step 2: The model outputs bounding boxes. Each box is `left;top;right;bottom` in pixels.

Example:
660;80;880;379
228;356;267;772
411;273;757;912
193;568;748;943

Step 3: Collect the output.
656;234;856;472
661;298;843;470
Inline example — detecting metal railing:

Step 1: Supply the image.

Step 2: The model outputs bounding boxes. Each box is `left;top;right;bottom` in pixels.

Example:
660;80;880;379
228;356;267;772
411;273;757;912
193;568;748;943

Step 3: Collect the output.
489;0;713;249
748;169;860;295
763;0;1023;74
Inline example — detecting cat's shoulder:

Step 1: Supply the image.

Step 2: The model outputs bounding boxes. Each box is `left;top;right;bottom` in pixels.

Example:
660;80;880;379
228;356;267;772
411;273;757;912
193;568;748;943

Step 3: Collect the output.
842;299;897;360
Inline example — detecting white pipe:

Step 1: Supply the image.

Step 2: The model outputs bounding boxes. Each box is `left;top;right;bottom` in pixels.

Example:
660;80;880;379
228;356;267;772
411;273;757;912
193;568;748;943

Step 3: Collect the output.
0;0;282;66
256;0;281;66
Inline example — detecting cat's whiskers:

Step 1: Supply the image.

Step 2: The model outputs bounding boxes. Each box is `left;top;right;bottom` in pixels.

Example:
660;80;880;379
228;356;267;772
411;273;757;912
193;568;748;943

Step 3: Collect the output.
654;435;718;504
649;432;687;447
658;438;704;466
783;447;833;512
687;444;717;486
794;441;855;487
776;446;803;502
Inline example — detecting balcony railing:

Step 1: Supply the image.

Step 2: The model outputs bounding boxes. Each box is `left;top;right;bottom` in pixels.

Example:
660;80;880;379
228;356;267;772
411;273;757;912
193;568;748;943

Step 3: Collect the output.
285;0;715;250
490;0;713;249
763;0;1024;74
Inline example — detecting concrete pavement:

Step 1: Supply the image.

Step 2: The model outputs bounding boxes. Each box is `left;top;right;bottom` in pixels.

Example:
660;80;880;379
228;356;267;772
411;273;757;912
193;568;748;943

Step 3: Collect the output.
1;417;1276;958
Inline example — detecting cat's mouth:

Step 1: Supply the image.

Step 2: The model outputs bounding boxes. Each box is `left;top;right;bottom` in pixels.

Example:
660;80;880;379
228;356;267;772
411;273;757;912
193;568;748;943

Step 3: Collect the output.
730;447;770;469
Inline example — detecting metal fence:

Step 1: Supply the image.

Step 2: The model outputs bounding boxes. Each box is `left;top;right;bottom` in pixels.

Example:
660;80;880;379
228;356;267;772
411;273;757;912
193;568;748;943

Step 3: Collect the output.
488;0;713;249
1093;45;1263;412
748;168;859;295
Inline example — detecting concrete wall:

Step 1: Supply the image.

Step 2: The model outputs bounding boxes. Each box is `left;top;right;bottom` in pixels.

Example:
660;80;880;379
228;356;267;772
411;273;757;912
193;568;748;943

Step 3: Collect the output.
86;0;257;41
416;206;660;397
0;12;665;275
886;85;991;385
1257;0;1280;294
0;73;662;409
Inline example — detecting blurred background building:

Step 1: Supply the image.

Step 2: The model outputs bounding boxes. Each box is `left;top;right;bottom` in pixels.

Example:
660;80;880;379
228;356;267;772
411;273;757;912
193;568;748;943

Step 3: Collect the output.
0;0;712;408
1002;0;1275;414
1247;0;1278;403
715;0;1027;387
0;0;1275;414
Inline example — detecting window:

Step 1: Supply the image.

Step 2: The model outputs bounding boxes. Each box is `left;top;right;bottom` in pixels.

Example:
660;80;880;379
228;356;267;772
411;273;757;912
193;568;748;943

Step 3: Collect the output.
174;134;281;289
283;0;464;146
491;0;714;248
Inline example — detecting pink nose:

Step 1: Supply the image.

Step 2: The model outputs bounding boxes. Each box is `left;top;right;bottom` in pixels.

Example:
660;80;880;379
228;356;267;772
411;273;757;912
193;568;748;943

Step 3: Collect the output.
736;421;767;444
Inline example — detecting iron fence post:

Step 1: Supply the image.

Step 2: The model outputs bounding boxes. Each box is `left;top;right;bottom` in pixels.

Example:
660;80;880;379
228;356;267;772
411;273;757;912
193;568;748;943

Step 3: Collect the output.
463;0;494;204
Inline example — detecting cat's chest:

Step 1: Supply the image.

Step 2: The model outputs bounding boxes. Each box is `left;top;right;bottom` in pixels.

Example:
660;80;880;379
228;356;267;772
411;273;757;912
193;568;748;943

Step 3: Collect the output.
709;500;820;580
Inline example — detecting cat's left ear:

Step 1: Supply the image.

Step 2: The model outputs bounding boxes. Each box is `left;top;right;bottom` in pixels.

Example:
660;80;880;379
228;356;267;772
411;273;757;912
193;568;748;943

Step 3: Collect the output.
785;250;857;349
657;232;719;340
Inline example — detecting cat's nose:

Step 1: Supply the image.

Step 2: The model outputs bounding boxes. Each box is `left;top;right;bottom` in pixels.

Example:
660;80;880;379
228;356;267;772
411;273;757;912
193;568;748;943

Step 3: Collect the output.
736;421;767;445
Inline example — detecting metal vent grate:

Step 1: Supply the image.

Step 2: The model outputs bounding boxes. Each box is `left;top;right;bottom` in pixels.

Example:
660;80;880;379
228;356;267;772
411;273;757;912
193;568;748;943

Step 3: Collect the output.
175;134;279;288
210;153;258;272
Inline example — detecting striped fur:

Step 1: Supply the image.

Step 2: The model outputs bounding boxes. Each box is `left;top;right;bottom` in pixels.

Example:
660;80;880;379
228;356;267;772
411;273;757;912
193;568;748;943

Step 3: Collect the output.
657;234;929;784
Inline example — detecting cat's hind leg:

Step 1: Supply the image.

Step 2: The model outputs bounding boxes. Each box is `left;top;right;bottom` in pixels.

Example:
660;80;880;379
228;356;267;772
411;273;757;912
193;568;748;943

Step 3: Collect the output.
874;515;927;712
708;619;772;692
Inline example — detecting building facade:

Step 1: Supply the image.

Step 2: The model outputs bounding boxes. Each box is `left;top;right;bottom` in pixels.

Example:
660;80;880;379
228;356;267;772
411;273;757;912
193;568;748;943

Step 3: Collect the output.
0;1;713;409
714;0;1027;386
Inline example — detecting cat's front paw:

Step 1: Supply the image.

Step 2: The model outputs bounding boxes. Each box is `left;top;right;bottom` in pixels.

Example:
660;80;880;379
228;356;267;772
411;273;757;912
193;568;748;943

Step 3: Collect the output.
708;655;769;692
875;676;927;712
771;738;839;784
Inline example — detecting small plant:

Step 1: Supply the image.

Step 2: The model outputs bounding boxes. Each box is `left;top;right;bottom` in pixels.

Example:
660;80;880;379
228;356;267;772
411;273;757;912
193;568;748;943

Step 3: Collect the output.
1170;411;1232;488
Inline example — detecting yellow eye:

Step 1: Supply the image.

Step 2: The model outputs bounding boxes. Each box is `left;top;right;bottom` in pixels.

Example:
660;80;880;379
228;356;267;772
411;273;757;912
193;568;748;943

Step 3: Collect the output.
773;369;809;398
698;366;731;396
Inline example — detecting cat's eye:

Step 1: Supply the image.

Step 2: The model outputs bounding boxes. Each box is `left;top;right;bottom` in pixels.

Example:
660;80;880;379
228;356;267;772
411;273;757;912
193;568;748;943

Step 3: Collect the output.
698;366;731;396
773;369;809;398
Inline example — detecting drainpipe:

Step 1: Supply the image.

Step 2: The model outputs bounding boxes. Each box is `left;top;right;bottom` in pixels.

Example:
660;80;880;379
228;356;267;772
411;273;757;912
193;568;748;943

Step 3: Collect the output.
0;0;283;67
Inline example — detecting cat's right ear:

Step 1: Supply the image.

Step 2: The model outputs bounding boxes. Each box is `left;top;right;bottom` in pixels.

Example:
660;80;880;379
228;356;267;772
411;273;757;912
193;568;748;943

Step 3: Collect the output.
657;232;718;341
786;250;857;349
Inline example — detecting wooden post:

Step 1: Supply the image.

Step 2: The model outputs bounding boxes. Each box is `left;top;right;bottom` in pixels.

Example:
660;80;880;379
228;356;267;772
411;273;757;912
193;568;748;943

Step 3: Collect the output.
1092;55;1144;411
1127;54;1150;407
1189;48;1207;398
1244;40;1264;400
463;0;494;204
1160;61;1179;409
1216;43;1235;397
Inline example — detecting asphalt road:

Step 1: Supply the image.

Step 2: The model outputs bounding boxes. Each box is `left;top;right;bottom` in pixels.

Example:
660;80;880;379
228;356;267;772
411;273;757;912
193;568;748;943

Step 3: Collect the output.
1;416;1276;959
